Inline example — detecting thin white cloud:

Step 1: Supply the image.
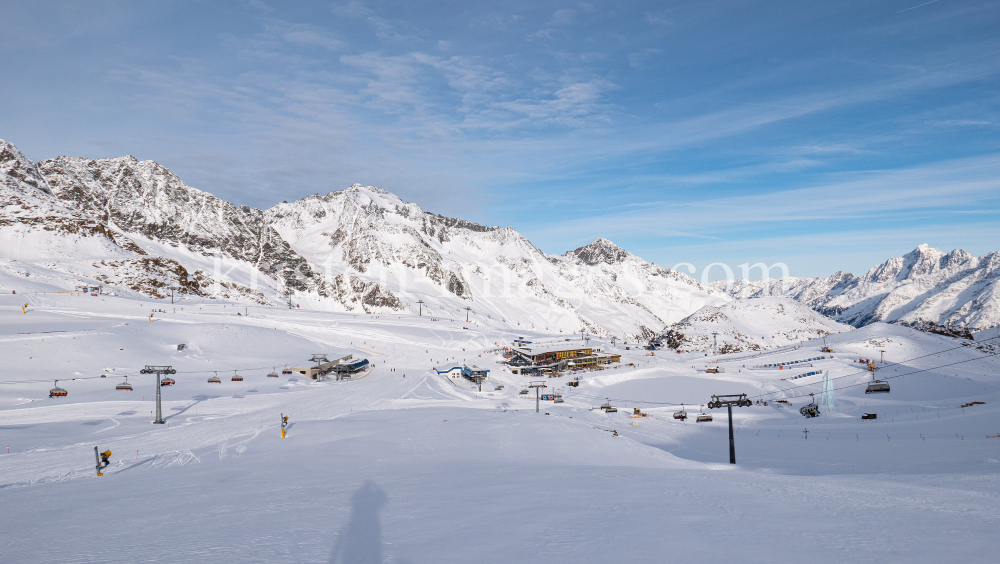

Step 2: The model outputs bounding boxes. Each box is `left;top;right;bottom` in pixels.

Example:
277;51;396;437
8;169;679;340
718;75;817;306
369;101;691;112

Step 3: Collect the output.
277;25;348;51
529;153;1000;242
644;11;673;26
895;0;941;15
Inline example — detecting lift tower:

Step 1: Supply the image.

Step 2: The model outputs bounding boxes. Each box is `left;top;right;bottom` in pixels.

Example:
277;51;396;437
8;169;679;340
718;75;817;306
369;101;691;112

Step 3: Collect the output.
140;365;176;424
310;354;330;381
528;381;547;413
707;393;751;464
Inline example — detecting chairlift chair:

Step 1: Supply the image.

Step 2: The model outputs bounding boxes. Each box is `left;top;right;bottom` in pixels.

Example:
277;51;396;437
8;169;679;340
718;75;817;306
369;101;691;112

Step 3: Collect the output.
600;400;617;413
799;393;820;418
866;380;890;394
160;377;175;386
519;388;529;395
267;367;279;378
116;376;133;391
49;380;68;398
673;403;688;421
696;404;712;422
553;393;564;403
208;372;221;384
232;371;243;382
865;371;890;394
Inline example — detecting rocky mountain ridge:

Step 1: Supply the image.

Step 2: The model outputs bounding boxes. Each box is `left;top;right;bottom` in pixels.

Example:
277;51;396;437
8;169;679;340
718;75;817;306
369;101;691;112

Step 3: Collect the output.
2;137;997;340
713;244;1000;332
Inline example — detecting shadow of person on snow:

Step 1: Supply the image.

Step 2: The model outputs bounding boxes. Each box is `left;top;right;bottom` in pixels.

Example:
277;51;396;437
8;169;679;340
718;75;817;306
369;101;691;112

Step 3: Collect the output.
329;481;388;564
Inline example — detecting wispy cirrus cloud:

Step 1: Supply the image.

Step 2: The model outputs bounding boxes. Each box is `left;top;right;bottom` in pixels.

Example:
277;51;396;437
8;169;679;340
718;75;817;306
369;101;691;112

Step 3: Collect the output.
530;153;1000;244
4;0;1000;280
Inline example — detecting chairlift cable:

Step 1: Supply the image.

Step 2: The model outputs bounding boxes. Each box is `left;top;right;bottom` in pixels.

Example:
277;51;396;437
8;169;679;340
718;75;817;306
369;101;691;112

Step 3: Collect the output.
748;334;1000;400
555;348;997;408
758;353;1000;401
0;357;315;386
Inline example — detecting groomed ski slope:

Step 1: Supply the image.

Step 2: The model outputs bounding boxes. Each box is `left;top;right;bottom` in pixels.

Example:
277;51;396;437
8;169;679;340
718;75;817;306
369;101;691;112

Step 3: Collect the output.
1;292;998;563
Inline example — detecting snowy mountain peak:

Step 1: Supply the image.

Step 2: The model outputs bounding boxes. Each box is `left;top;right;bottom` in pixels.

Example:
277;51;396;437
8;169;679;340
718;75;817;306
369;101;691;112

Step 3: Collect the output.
713;244;1000;332
568;237;631;265
0;139;52;195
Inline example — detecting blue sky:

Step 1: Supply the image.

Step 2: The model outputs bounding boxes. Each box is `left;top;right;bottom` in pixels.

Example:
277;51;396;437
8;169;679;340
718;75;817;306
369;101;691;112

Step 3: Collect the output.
2;0;999;279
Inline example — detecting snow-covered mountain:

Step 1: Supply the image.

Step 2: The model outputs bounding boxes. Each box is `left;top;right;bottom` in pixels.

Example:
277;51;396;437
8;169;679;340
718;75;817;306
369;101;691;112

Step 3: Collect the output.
1;140;207;298
37;153;317;294
4;137;998;341
712;245;1000;332
661;297;852;353
266;187;719;339
1;139;718;340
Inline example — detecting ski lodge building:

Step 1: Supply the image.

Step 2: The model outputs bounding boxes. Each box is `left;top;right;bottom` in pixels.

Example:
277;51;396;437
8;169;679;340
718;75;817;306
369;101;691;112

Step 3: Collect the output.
283;354;367;379
507;341;621;375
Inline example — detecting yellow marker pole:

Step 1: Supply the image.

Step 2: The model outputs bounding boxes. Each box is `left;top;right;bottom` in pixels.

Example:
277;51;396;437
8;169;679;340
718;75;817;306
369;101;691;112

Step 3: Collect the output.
281;429;286;438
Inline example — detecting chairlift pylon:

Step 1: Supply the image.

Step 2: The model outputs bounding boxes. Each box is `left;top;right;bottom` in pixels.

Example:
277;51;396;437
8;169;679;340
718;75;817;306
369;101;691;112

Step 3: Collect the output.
116;376;133;391
49;380;68;398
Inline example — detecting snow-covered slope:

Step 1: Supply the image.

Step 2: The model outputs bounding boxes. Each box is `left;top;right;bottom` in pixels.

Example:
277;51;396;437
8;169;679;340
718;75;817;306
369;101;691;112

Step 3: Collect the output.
3;292;998;563
661;297;852;353
713;245;1000;332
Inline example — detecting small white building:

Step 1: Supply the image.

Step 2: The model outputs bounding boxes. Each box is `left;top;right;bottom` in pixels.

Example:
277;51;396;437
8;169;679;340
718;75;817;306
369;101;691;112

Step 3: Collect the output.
434;365;463;380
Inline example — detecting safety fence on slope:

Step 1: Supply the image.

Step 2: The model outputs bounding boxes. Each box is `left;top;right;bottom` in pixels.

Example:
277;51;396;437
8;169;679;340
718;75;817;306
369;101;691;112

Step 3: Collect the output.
750;356;830;370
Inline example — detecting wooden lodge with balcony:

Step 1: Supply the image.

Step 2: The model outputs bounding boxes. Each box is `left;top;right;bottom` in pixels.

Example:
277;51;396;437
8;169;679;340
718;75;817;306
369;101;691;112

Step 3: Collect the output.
508;340;621;375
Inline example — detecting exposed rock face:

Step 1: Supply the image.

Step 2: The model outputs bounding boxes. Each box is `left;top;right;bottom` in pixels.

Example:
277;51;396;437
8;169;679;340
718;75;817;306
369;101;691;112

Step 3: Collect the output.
569;238;631;266
38;155;318;293
1;140;211;299
1;141;114;241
